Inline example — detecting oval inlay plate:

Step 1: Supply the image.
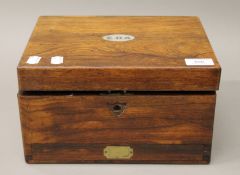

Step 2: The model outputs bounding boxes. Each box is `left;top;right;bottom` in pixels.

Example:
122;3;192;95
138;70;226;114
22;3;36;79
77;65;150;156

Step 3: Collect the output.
102;34;135;42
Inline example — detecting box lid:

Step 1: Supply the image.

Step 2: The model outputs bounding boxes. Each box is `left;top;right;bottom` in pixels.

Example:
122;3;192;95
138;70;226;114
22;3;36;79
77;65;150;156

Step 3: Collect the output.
18;16;221;91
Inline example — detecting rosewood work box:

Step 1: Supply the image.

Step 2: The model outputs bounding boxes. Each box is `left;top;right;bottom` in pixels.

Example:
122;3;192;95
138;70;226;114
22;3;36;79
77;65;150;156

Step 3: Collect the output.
17;16;221;164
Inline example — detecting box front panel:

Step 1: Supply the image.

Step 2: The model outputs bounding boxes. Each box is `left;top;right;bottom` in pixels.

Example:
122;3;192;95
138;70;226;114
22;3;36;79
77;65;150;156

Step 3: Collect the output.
18;92;216;164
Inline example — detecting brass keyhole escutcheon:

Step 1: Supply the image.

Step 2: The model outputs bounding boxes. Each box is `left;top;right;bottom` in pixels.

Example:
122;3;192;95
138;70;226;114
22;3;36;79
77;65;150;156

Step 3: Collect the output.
111;103;126;116
113;104;123;112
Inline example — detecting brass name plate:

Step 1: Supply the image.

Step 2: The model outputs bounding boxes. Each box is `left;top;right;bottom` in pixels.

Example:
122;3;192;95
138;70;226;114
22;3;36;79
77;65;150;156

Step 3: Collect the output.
103;146;133;159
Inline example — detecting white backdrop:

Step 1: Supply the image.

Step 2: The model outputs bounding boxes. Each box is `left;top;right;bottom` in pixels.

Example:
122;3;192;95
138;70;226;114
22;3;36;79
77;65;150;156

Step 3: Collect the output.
0;0;239;175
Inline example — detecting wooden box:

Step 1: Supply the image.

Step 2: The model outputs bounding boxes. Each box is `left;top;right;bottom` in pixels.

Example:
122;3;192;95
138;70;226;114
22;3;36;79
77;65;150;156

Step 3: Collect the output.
17;16;221;164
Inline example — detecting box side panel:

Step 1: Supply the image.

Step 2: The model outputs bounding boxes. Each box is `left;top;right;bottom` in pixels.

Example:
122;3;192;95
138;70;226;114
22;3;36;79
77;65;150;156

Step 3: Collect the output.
18;93;216;163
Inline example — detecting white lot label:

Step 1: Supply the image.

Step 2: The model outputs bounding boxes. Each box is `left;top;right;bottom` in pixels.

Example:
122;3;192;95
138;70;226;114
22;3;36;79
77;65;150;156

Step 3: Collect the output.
26;56;41;64
185;58;214;66
51;56;64;64
103;34;135;42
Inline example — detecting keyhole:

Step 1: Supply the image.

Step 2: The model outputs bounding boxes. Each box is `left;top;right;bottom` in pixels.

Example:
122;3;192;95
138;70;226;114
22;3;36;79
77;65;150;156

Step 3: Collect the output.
111;103;126;116
113;104;123;112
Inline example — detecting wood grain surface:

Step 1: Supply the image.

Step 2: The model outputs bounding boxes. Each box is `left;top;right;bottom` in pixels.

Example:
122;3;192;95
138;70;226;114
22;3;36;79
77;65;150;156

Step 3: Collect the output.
18;92;216;163
17;16;221;91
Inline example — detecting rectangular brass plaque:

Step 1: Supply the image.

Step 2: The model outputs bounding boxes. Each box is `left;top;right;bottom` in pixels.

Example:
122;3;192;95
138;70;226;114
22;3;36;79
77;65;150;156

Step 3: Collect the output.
103;146;133;159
